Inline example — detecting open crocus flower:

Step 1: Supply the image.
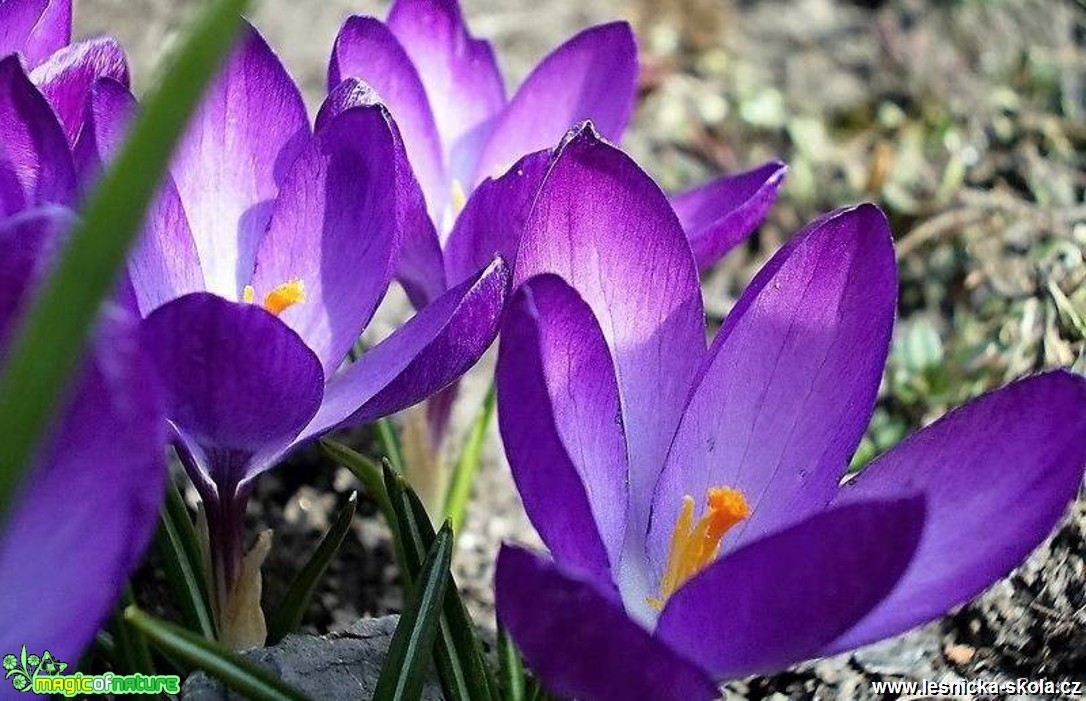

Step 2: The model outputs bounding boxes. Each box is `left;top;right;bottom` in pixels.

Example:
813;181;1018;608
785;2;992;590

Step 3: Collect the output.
0;207;165;673
328;0;787;309
494;129;1086;700
0;0;128;144
70;24;509;640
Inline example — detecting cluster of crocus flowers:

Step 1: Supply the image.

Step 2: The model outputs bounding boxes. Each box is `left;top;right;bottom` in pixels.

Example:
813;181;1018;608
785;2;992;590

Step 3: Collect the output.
494;128;1086;700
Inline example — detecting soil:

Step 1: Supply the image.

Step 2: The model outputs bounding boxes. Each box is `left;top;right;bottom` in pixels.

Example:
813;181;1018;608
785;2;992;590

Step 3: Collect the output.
80;0;1086;698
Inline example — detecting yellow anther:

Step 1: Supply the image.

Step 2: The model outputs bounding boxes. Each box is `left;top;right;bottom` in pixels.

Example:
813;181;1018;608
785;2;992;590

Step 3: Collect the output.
648;487;750;610
450;179;467;216
244;278;306;316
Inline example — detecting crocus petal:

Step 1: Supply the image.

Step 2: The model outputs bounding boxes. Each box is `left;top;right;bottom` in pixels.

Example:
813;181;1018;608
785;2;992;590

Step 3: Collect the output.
656;499;923;680
0;0;70;68
29;36;128;144
472;23;637;187
172;22;309;298
75;78;203;316
497;275;627;583
317;79;446;308
443;148;548;289
0;205;73;350
292;258;508;445
515;125;704;599
672;161;788;270
252;104;400;374
825;371;1086;653
386;0;506;184
0;54;75;215
141;293;324;484
0;309;164;665
329;16;446;222
648;204;896;580
496;545;720;701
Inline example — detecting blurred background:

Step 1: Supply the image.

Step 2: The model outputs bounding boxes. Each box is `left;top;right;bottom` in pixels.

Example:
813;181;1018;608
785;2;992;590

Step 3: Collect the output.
81;0;1086;696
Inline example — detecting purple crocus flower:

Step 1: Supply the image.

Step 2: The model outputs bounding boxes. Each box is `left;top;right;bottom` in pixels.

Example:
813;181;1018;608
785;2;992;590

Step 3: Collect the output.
328;0;787;309
0;0;128;144
68;24;509;618
0;208;165;681
493;128;1086;700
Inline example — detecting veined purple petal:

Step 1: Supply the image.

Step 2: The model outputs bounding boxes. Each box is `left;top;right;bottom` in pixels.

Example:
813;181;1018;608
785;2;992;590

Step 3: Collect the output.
648;205;896;581
495;545;719;701
0;0;70;68
0;308;165;666
292;257;508;446
0;55;75;215
75;78;203;316
672;161;787;270
141;293;324;485
656;499;923;680
515;125;704;599
472;23;637;188
318;79;446;308
252;104;400;374
0;205;73;351
30;36;128;144
172;22;309;298
443;148;548;289
329;16;446;222
826;371;1086;653
386;0;506;185
497;275;627;583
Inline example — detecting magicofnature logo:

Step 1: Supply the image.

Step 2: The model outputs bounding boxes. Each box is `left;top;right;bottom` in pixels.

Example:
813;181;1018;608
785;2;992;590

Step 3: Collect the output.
3;646;180;696
3;646;67;692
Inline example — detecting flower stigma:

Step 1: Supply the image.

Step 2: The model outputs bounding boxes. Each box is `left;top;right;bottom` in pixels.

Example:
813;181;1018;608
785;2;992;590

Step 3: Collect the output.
242;278;306;316
648;487;750;610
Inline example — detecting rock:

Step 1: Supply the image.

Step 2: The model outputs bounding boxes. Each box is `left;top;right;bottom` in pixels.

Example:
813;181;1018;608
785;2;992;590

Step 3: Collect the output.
182;616;442;700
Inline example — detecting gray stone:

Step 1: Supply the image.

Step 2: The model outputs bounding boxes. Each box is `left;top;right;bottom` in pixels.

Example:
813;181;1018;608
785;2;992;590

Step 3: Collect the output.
182;616;442;700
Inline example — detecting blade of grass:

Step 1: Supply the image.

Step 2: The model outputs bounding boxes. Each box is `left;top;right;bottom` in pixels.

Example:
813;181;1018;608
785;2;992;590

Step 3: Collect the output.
442;383;495;536
497;623;526;701
320;439;408;571
0;0;248;526
383;463;495;701
374;524;453;701
125;606;310;701
267;491;358;644
111;588;155;675
156;479;217;638
377;418;405;474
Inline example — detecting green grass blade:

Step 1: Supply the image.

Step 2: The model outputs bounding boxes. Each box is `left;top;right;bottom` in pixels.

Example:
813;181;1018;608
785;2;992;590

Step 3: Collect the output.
111;588;156;676
0;0;248;525
442;383;495;536
373;524;453;701
497;623;526;701
320;439;408;571
124;606;310;701
383;464;495;701
156;480;217;639
267;491;358;644
377;418;406;474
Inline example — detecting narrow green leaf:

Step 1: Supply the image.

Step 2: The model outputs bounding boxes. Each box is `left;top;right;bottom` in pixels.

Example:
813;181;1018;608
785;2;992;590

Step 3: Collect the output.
0;0;248;525
111;588;155;676
124;607;310;701
383;464;495;701
374;524;453;701
320;439;408;571
156;480;217;639
377;418;406;474
267;491;358;644
442;383;496;536
497;624;526;701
